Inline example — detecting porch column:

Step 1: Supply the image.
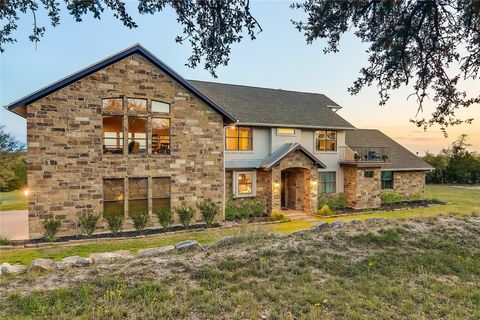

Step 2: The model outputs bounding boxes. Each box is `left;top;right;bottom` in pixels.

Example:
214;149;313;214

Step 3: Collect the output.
271;167;281;212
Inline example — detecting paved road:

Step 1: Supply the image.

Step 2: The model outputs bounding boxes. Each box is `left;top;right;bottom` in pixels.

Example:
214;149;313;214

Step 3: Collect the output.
0;210;29;240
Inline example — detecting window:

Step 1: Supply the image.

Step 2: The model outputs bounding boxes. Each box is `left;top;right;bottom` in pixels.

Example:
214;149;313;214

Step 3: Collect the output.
103;178;124;215
127;98;147;112
234;171;256;197
102;98;123;112
103;116;124;154
225;126;252;151
364;171;374;178
152;177;171;214
128;178;148;215
152;101;170;113
152;118;170;155
319;171;336;194
315;130;337;151
128;117;147;154
381;171;394;189
277;128;296;135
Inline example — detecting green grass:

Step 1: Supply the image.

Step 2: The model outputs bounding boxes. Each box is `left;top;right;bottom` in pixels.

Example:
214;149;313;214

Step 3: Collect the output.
0;190;28;211
1;216;479;319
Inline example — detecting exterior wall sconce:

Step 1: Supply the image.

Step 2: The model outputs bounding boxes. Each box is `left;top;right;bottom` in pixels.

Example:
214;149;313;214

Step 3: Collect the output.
274;182;280;189
23;189;29;196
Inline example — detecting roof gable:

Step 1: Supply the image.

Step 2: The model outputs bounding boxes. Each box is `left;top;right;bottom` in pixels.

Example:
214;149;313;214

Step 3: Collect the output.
4;44;237;122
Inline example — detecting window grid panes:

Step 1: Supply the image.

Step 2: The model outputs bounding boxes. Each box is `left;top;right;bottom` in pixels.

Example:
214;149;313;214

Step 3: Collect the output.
102;98;123;112
127;98;147;112
277;128;296;135
152;118;170;155
128;178;148;215
152;177;171;214
237;173;254;194
103;178;124;216
319;172;336;194
315;130;337;151
225;126;253;151
152;100;170;113
364;171;374;178
103;115;124;154
381;171;394;189
128;117;147;154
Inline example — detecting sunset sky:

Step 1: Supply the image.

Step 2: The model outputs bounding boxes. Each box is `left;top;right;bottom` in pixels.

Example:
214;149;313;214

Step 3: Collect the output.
1;1;479;154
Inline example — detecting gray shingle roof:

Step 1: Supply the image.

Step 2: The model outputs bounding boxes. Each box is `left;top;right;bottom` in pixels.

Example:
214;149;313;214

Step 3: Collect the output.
189;80;355;129
345;129;434;171
225;143;326;170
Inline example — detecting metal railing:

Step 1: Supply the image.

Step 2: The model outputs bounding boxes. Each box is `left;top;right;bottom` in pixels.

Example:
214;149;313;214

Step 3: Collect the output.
339;146;391;163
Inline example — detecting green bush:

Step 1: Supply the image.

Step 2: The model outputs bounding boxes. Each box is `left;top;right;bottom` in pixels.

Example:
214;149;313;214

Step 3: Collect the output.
155;209;173;230
409;192;422;200
249;199;264;217
128;210;150;234
0;235;11;245
196;198;220;228
225;196;238;221
318;193;346;210
237;202;251;222
317;205;334;216
174;206;196;229
103;208;124;236
380;191;403;205
41;217;61;241
79;210;101;236
269;211;287;221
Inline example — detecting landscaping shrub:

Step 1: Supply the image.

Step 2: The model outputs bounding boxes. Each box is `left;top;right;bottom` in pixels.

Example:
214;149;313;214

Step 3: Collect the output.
128;210;150;234
317;205;333;216
79;210;101;236
0;235;11;245
409;192;422;200
318;193;346;210
41;217;61;241
237;202;251;222
103;208;124;236
174;206;196;229
380;191;403;205
249;199;264;217
155;209;173;230
225;197;238;221
269;211;287;221
196;198;220;228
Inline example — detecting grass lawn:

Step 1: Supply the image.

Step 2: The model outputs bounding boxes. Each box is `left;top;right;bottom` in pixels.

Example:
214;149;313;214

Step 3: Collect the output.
0;190;28;211
1;184;478;266
1;215;479;319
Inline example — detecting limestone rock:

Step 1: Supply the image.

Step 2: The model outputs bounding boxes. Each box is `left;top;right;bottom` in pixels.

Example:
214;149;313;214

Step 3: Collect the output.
314;222;329;230
175;240;202;251
0;262;26;275
136;246;175;257
27;258;56;272
331;221;343;229
89;252;125;263
349;219;362;225
61;256;93;267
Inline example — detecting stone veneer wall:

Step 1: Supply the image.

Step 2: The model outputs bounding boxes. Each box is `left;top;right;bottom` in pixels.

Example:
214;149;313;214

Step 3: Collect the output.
225;170;271;214
393;171;426;198
343;167;382;208
26;54;225;237
270;151;318;213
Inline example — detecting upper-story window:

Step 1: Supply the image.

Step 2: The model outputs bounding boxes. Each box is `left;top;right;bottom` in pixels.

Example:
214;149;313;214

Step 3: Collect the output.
102;98;170;155
315;130;337;152
225;126;253;151
277;128;296;135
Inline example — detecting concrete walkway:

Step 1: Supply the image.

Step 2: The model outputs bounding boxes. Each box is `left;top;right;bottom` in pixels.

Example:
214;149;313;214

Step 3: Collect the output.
281;209;320;222
0;210;29;240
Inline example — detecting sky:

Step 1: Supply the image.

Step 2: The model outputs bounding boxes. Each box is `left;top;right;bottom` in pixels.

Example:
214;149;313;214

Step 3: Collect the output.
1;1;479;155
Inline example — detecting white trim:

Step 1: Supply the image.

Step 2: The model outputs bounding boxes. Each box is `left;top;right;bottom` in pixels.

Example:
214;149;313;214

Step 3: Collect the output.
237;122;356;130
233;170;257;198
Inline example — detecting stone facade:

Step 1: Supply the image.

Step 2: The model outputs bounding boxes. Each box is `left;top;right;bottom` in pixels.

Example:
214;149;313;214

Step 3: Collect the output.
26;54;225;237
225;170;271;213
393;171;426;198
343;167;382;208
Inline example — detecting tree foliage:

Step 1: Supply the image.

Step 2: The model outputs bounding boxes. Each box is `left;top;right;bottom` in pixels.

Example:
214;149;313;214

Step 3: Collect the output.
0;0;261;77
0;126;27;192
292;0;480;132
423;134;480;184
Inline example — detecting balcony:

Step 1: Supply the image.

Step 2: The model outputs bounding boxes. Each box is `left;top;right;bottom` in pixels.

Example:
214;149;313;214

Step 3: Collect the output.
339;146;391;164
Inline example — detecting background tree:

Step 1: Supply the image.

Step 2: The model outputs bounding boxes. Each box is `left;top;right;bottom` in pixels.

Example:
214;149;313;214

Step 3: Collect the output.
0;126;27;192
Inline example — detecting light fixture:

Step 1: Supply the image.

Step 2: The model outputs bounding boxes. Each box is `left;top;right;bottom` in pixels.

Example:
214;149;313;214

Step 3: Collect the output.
23;189;29;196
311;180;318;186
274;182;280;188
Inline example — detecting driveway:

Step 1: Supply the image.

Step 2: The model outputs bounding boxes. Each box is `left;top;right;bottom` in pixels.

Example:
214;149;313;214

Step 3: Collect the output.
0;210;29;240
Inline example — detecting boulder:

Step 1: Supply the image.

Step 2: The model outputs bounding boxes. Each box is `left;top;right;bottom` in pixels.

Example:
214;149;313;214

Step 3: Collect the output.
0;262;26;275
331;221;344;229
89;252;125;263
136;246;175;257
366;218;386;224
175;240;202;251
61;256;93;267
54;262;67;270
314;222;329;230
27;258;56;272
348;219;362;225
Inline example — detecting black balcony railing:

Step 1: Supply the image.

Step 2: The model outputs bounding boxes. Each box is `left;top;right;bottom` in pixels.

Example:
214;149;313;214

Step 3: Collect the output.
339;146;391;163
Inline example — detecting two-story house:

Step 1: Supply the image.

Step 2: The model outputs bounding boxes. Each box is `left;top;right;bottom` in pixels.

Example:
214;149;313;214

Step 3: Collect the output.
5;44;432;238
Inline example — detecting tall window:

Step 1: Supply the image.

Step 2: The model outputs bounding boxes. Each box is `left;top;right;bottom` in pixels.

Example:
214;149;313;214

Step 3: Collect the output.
103;116;124;154
381;171;394;189
128;117;147;154
103;178;124;215
152;177;171;214
102;97;171;155
319;171;336;194
152;118;170;155
128;178;148;214
225;126;252;151
315;130;337;151
234;171;256;197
